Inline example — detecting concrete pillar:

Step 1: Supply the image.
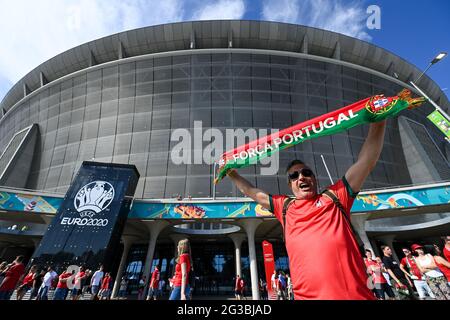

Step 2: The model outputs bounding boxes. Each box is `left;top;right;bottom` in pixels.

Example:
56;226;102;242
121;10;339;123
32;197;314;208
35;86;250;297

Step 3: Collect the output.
31;237;41;248
370;239;381;258
141;221;169;297
229;233;246;277
111;236;137;299
351;215;374;253
378;235;400;262
240;219;262;300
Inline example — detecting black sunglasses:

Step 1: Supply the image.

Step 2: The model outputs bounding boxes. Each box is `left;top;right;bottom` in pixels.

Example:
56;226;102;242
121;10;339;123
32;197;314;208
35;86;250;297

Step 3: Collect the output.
288;168;314;181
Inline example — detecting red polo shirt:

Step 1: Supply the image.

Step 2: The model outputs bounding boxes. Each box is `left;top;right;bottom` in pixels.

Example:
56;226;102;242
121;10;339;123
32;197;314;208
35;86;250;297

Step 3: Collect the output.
269;177;375;300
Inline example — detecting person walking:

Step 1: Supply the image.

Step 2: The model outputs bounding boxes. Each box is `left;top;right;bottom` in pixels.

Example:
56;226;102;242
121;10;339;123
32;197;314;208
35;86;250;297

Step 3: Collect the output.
234;275;242;300
90;265;104;300
53;267;73;300
413;244;450;300
118;276;128;299
286;274;294;300
137;275;146;300
29;269;44;300
382;246;415;300
71;266;87;300
37;266;58;300
99;272;113;300
400;248;435;300
227;121;388;299
16;265;37;300
146;266;160;300
0;255;26;300
169;238;192;300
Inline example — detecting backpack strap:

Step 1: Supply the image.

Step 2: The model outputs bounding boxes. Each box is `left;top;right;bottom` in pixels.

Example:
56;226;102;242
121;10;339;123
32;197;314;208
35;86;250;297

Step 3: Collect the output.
282;196;295;243
321;189;358;237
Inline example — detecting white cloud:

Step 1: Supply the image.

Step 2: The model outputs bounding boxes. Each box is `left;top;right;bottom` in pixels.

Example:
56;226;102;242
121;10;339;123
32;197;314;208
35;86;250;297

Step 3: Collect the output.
262;0;299;23
262;0;371;41
191;0;246;20
0;0;184;86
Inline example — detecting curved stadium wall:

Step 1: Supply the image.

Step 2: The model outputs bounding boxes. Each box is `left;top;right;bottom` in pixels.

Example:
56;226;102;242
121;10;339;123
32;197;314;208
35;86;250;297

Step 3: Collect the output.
0;20;448;199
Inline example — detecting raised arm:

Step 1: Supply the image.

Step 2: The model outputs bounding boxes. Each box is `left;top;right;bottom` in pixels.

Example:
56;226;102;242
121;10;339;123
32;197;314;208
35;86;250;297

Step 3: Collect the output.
227;169;270;209
345;121;387;193
434;256;450;269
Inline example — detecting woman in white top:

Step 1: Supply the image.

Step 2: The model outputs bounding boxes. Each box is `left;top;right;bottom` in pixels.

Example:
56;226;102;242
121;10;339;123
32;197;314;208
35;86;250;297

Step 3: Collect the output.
412;244;450;300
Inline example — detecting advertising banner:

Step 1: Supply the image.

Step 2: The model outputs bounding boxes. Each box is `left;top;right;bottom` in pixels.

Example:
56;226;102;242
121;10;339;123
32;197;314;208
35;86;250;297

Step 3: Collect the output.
427;109;450;140
262;240;276;300
30;162;139;273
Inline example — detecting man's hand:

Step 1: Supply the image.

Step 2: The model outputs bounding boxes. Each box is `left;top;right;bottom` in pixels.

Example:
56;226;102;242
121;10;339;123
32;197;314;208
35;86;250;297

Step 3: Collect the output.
345;121;387;193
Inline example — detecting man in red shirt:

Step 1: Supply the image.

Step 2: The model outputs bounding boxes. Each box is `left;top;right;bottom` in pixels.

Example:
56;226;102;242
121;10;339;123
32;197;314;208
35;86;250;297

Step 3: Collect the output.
228;121;387;299
71;266;87;300
53;267;73;300
0;255;26;300
146;266;160;300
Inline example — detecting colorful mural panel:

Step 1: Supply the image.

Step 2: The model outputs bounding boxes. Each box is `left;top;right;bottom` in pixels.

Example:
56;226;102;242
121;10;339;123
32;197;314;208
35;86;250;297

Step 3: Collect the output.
1;183;450;219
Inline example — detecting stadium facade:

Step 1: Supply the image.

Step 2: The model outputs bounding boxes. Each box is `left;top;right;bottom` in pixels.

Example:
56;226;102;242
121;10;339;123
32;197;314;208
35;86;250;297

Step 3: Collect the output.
0;20;449;299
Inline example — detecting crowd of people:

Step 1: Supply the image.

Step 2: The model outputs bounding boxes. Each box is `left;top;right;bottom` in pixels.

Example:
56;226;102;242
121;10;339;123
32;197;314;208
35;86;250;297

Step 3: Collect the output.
0;261;116;301
1;235;449;300
363;236;450;300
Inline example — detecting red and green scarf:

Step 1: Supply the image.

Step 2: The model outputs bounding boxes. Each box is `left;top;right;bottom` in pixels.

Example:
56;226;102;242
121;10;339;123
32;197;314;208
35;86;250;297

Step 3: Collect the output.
214;89;424;183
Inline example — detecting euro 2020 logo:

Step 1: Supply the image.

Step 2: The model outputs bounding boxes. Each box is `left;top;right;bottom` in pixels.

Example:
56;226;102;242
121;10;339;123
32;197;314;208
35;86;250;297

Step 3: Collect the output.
74;181;115;218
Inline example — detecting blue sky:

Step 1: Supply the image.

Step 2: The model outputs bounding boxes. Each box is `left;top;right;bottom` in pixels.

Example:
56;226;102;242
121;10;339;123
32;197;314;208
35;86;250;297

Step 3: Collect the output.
0;0;448;103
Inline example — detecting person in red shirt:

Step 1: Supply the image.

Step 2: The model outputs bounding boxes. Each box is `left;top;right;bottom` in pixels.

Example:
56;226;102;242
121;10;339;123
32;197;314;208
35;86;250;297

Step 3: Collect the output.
169;238;191;300
0;255;26;300
399;248;434;299
53;267;74;300
443;236;450;262
432;245;450;286
16;264;37;300
146;266;160;300
239;277;245;299
228;121;388;300
99;272;112;300
234;275;243;300
71;266;87;300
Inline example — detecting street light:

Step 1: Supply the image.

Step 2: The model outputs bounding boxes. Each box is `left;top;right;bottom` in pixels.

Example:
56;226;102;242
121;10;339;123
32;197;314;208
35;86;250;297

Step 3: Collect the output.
410;51;449;122
415;51;447;83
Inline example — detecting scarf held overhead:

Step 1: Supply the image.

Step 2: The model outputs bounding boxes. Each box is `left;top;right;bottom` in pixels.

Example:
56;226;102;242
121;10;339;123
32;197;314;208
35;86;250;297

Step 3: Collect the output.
214;89;425;184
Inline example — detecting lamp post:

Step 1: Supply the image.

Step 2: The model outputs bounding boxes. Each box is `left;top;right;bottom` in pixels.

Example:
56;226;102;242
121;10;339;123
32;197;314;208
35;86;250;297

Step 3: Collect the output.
414;52;447;83
409;51;450;122
212;162;217;200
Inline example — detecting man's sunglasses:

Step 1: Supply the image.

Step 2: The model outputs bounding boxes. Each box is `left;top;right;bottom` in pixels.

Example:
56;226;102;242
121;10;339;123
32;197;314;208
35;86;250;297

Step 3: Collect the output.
288;168;314;181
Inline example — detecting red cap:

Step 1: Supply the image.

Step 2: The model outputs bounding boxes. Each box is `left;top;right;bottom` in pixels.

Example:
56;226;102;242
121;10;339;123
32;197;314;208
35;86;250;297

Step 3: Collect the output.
411;244;423;251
